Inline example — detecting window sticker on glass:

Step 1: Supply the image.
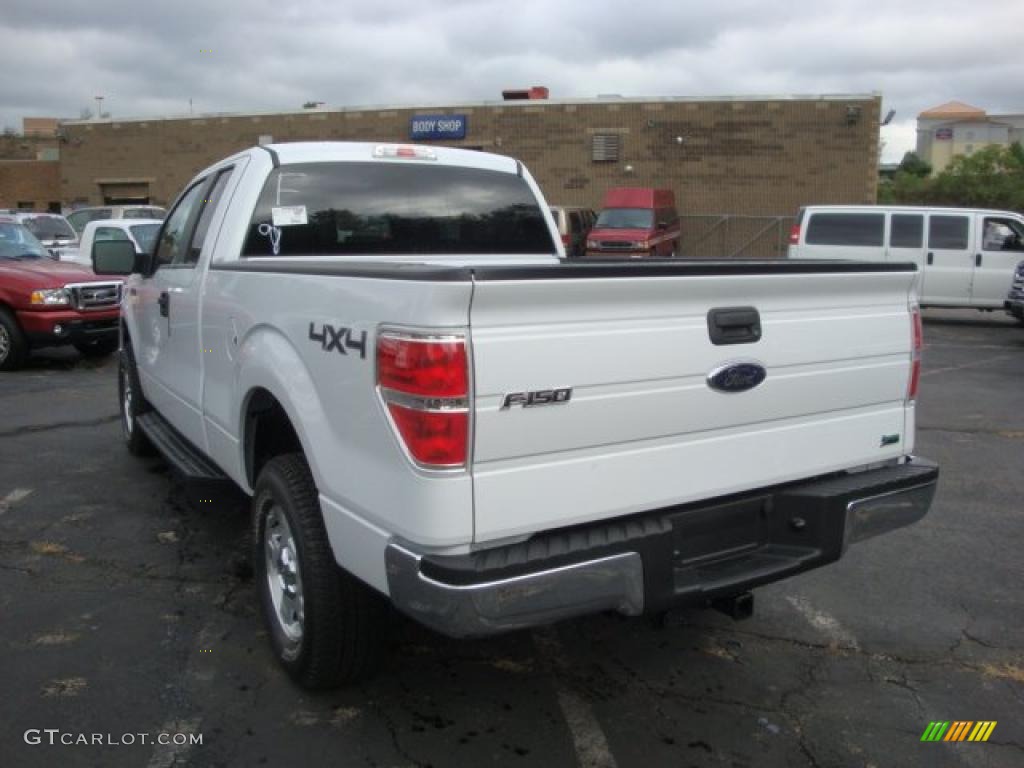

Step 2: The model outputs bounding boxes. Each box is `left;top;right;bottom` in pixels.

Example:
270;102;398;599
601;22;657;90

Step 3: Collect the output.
271;205;308;227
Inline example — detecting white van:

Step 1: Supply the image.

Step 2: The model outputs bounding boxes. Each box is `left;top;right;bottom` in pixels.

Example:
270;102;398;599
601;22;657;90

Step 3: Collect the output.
788;206;1024;309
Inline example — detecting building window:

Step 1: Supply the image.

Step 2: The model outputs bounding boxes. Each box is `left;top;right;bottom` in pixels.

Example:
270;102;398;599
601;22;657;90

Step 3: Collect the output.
17;201;33;210
591;134;620;162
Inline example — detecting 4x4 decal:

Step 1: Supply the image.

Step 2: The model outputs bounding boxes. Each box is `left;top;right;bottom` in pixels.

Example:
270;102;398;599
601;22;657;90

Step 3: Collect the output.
308;323;367;358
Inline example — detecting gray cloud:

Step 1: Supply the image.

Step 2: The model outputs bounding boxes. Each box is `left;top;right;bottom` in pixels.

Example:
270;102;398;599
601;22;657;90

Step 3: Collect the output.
1;0;1021;162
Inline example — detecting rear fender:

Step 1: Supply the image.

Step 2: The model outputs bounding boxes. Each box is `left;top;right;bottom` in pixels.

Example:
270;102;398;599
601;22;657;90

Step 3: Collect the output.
234;324;327;494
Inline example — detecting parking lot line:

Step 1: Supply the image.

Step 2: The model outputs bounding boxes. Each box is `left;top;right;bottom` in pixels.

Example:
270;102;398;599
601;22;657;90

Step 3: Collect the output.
785;595;860;651
144;718;202;768
0;487;33;515
533;628;618;768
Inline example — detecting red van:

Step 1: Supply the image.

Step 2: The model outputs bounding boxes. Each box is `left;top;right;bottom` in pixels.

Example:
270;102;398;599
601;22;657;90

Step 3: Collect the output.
585;188;681;258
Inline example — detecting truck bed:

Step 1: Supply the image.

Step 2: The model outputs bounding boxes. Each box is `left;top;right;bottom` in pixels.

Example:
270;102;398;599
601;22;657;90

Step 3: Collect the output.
211;257;918;545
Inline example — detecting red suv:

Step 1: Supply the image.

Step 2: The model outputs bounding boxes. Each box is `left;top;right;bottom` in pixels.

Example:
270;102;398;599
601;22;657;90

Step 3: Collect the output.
0;217;121;370
586;187;681;258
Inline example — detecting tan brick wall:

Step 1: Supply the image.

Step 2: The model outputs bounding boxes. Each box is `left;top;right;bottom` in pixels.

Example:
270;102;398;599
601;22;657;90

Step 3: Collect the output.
0;160;61;210
0;134;58;161
60;96;881;216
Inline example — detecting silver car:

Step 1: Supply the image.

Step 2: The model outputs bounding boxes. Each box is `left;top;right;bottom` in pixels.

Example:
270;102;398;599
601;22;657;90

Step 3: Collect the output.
66;205;166;235
11;212;79;259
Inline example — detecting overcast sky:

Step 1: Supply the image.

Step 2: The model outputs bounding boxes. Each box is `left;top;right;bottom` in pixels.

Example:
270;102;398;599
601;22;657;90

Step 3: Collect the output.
1;0;1021;162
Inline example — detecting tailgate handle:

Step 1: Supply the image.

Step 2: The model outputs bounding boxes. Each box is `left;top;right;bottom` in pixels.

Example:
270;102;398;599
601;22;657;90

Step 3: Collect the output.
707;307;761;345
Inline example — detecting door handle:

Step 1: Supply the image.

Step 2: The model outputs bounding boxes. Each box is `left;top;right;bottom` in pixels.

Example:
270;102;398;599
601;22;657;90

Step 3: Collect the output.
975;253;982;267
926;252;934;265
157;291;170;318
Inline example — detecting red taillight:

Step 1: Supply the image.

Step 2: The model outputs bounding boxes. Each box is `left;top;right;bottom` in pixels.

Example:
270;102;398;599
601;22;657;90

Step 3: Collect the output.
386;405;468;466
377;332;469;468
378;336;467;398
907;306;923;402
788;224;801;245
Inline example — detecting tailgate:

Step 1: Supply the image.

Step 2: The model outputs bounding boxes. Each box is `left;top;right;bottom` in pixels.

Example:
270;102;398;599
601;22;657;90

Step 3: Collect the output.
468;265;917;544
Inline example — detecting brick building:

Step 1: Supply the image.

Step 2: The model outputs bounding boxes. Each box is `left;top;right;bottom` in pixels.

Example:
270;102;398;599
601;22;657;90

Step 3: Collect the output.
59;93;880;215
0;161;61;211
0;118;62;211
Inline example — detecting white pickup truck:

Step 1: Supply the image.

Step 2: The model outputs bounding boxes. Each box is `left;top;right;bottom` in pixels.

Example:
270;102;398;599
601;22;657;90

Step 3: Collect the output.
91;142;939;689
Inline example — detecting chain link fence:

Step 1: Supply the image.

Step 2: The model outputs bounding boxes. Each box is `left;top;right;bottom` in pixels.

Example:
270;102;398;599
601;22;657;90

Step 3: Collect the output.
678;215;795;259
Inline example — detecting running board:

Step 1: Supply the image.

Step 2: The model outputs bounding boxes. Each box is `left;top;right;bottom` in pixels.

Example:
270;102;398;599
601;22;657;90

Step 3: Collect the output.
135;411;227;481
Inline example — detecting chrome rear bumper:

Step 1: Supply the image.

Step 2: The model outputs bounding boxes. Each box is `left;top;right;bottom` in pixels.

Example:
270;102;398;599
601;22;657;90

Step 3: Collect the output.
386;456;938;638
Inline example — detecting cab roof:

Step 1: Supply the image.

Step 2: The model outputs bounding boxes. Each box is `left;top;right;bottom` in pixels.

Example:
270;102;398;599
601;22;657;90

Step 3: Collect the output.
260;141;520;175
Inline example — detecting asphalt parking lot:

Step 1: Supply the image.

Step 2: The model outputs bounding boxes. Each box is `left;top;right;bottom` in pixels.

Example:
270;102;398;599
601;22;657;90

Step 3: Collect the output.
1;308;1021;768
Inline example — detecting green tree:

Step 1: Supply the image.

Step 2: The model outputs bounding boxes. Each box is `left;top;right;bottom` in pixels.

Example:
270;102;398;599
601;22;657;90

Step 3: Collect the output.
898;151;932;178
931;143;1024;211
879;142;1024;211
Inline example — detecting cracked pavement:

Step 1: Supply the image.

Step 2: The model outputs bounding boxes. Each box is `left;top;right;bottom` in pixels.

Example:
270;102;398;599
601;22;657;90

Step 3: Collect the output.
1;308;1022;767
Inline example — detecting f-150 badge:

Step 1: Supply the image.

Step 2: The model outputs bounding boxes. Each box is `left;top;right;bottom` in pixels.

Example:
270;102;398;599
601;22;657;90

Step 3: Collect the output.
501;388;573;409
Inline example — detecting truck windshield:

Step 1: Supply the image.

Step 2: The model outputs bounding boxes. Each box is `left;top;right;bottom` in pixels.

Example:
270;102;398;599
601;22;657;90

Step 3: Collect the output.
0;223;49;260
595;209;654;229
242;162;554;256
23;216;76;241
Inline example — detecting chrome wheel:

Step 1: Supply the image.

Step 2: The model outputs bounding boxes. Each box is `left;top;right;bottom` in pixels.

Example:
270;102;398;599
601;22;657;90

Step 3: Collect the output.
263;504;305;654
0;325;9;364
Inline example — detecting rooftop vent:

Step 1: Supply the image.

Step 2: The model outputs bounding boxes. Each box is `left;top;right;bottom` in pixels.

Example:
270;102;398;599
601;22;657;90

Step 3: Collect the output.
502;86;549;101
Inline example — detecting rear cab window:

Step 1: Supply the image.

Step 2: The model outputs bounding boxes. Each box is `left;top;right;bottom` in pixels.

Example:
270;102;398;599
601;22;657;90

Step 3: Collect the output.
242;162;554;257
805;213;884;246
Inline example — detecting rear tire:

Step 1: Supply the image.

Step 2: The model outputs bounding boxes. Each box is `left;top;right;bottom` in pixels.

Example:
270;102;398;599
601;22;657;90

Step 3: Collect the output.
252;453;386;689
119;344;155;456
0;307;29;371
74;337;119;358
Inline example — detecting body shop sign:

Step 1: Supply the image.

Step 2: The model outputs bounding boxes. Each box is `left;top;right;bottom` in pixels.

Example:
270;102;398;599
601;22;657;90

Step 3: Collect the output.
410;114;467;141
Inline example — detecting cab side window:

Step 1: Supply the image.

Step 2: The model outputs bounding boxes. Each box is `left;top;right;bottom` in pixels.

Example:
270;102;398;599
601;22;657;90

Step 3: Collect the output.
186;169;234;265
154;183;206;268
982;218;1024;252
928;216;969;250
890;214;923;248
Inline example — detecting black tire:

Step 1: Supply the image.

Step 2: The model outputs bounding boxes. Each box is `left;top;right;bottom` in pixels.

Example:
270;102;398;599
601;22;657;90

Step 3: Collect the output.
252;453;386;689
74;337;119;358
119;343;155;456
0;306;29;371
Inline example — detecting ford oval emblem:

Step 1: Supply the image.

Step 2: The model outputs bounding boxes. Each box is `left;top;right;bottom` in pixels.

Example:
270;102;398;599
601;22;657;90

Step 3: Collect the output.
707;361;767;393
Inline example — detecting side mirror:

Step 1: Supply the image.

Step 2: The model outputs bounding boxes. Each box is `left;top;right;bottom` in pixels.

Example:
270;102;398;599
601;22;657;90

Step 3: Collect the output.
92;239;141;275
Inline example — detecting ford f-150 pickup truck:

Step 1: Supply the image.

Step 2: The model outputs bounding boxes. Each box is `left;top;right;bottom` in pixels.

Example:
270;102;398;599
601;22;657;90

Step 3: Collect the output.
0;216;121;370
91;142;939;689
